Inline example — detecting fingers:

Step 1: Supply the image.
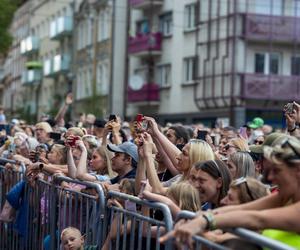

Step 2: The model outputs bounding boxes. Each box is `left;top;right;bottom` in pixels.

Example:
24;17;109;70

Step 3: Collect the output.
159;230;175;243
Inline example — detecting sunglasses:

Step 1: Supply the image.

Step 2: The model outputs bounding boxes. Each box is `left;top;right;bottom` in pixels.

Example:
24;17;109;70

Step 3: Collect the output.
254;140;264;145
232;177;255;201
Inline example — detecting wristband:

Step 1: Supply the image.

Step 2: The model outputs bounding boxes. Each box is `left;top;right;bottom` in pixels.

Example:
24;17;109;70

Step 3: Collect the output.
288;126;297;133
202;213;217;231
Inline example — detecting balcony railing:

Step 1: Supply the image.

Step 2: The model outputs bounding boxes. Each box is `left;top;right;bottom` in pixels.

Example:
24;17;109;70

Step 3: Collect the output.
242;73;300;100
244;14;300;43
53;54;71;74
22;70;42;85
129;0;163;9
128;32;162;56
20;36;39;55
50;16;73;40
128;83;160;103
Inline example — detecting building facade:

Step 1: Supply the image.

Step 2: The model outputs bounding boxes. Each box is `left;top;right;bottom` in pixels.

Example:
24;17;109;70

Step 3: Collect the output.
127;0;300;127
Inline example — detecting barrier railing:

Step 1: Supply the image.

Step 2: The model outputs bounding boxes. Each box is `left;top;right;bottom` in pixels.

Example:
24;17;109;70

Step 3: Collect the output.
176;211;295;250
51;176;106;250
0;160;26;250
105;190;174;250
0;162;296;250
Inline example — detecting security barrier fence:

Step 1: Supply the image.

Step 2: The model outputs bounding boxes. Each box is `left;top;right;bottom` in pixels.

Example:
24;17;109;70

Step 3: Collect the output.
0;163;294;250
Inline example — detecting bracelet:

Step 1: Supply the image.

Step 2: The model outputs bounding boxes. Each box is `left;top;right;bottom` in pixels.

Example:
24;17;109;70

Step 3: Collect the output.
288;126;297;133
202;213;217;231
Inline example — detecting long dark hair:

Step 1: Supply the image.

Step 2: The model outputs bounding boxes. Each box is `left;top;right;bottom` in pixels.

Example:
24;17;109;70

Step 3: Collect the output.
194;160;231;205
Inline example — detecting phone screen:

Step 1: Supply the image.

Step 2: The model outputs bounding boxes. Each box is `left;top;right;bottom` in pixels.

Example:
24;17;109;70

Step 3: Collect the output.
197;130;208;140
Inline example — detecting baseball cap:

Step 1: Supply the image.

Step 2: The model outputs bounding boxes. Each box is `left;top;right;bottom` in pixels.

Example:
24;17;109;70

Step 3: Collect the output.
249;132;286;154
107;142;139;163
248;117;264;129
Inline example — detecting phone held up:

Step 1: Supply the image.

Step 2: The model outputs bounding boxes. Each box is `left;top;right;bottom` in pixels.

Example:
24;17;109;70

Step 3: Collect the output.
284;102;294;114
109;114;117;122
197;130;208;141
136;114;148;131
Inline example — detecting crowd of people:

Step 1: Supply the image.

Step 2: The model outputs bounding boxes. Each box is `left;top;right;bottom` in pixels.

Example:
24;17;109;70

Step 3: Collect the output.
1;94;300;250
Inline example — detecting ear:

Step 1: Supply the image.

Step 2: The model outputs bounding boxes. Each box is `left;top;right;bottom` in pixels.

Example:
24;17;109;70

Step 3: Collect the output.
177;138;184;145
80;235;85;245
216;177;223;189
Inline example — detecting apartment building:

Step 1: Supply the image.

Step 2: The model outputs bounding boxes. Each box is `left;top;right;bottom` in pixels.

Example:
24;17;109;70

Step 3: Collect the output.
74;0;128;118
1;0;31;118
128;0;300;127
19;0;83;119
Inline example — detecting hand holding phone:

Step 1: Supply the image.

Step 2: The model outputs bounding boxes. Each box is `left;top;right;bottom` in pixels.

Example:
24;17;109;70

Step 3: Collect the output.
197;130;208;141
109;114;117;121
284;103;294;114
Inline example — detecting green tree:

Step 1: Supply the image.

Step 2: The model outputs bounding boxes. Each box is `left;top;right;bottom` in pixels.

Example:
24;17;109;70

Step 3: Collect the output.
0;0;19;54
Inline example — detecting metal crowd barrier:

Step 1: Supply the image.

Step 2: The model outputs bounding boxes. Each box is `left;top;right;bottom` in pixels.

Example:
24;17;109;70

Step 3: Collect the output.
0;160;26;250
50;176;106;250
176;211;295;250
104;190;174;250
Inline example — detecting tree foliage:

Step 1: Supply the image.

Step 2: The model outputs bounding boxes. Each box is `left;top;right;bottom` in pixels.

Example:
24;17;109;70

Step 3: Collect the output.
0;0;19;54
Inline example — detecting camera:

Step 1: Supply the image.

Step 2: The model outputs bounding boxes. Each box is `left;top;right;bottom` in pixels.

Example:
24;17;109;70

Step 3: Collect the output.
109;114;117;121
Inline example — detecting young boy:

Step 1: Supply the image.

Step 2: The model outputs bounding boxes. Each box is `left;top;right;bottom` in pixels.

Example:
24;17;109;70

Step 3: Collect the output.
60;227;97;250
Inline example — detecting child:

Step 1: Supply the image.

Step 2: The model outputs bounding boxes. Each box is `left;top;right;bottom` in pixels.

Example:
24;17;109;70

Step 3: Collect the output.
60;227;97;250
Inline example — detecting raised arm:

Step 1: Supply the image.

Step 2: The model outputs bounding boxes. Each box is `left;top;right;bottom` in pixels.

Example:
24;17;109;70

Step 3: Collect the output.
66;148;77;179
144;116;181;169
75;139;97;182
54;93;73;125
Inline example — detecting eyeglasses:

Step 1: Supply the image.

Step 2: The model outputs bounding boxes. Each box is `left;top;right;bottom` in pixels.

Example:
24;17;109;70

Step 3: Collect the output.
254;140;264;145
232;177;255;201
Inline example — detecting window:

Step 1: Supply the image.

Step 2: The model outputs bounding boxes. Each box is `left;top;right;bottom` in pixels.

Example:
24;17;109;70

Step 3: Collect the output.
156;64;171;87
255;0;283;16
254;52;280;75
183;57;196;83
291;56;300;75
97;62;109;95
136;19;149;34
184;4;196;30
160;12;173;36
98;10;110;41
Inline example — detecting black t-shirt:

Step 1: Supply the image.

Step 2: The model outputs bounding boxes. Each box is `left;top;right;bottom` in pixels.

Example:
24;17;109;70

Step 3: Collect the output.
110;168;137;184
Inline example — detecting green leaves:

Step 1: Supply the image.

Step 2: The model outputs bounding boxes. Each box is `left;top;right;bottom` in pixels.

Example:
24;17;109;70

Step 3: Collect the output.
0;0;18;54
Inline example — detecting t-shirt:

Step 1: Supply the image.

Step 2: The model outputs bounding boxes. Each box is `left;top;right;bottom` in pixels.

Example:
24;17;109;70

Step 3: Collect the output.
110;168;136;184
90;172;110;182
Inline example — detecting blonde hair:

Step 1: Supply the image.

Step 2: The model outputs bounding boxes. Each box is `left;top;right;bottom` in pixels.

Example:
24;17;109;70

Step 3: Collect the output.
51;144;67;164
61;227;82;239
94;146;116;178
119;178;136;195
231;177;270;203
67;127;85;137
166;181;201;212
189;139;215;167
229;138;249;151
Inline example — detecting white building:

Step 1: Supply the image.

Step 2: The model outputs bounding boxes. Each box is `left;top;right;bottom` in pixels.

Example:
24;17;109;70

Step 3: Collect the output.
128;0;300;127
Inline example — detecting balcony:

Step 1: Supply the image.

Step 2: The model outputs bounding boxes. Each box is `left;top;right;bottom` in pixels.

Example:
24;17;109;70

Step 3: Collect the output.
244;14;300;43
129;0;163;9
128;32;162;57
52;54;71;74
26;61;43;70
20;36;39;55
128;83;160;103
50;16;73;40
242;73;300;100
43;59;53;77
21;70;42;85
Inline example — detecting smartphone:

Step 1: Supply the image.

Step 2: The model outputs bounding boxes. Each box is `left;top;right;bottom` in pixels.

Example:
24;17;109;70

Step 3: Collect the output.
69;136;80;147
109;114;117;121
197;130;208;140
49;132;61;141
136;114;147;130
285;103;294;114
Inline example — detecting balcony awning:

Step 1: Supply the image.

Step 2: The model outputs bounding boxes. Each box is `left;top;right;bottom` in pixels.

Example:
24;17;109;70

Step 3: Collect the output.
26;61;43;69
